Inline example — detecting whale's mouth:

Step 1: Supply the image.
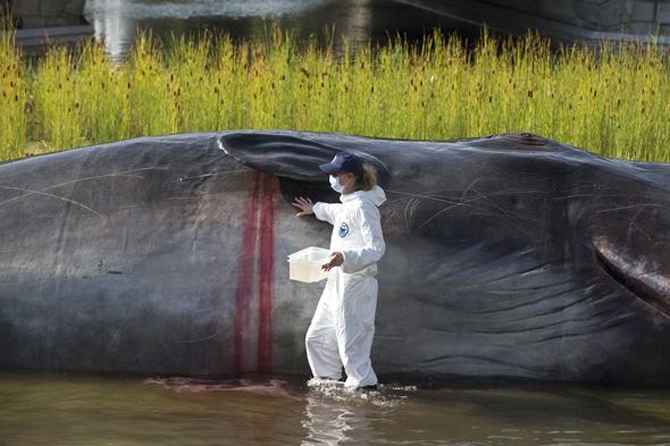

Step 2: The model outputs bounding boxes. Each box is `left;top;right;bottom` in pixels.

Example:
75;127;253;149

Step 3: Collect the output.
593;238;670;317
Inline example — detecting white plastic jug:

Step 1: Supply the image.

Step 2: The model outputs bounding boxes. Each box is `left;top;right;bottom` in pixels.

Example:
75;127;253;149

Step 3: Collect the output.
287;246;330;283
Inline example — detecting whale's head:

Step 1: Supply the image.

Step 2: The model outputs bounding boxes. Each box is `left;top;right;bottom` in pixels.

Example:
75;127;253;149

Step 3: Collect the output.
377;132;670;383
221;131;670;383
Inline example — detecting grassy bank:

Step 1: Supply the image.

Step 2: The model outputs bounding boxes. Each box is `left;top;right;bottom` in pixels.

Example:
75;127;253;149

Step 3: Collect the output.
1;28;669;162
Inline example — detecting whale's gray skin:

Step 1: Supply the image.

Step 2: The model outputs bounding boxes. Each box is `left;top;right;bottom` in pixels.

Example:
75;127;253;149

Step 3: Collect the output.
1;131;669;384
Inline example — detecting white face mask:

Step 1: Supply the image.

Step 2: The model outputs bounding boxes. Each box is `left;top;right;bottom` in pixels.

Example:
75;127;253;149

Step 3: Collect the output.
329;175;343;193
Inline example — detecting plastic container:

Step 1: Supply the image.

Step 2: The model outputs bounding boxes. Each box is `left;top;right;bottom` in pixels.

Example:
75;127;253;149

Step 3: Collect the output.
287;246;330;283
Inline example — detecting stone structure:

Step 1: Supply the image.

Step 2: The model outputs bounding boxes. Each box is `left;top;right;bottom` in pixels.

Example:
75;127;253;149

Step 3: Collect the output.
5;0;669;47
9;0;87;28
403;0;670;45
2;0;91;55
484;0;670;35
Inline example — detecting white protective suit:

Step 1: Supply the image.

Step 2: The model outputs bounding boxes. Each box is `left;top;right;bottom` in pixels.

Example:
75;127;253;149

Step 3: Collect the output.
305;185;387;388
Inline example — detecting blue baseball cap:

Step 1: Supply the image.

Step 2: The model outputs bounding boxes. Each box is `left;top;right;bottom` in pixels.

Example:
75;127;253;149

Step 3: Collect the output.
319;152;364;175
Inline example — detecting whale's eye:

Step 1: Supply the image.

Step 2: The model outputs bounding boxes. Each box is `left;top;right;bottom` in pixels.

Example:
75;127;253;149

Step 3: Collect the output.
469;133;569;153
507;195;526;210
496;133;552;147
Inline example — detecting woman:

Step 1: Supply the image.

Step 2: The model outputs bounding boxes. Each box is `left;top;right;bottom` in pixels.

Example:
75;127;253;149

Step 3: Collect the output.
292;152;386;389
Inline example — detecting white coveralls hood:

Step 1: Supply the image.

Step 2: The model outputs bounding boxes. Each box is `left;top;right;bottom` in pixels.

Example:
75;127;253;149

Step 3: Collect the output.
306;185;386;388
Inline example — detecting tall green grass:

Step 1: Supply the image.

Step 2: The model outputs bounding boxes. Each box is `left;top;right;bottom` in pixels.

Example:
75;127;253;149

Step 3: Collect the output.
0;28;669;162
0;19;26;159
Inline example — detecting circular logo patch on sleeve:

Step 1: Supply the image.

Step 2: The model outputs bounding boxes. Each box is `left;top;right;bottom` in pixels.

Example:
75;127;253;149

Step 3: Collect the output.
338;222;350;237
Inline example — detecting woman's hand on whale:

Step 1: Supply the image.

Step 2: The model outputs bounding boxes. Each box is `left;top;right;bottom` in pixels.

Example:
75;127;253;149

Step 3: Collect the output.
293;196;314;217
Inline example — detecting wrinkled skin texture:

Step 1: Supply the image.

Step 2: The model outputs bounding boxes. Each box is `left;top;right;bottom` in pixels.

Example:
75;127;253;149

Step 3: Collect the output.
1;131;669;383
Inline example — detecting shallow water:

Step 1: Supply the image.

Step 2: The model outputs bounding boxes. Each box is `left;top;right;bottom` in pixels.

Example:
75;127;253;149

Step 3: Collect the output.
2;372;670;446
83;0;479;60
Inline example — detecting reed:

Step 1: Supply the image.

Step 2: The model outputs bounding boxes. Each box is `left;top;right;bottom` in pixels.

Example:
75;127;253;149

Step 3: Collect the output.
1;28;669;162
78;41;132;143
0;18;26;159
32;45;82;151
127;32;178;137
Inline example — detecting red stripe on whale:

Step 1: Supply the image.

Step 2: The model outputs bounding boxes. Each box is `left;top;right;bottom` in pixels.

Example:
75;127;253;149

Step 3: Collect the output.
257;174;276;374
233;171;276;375
234;171;261;375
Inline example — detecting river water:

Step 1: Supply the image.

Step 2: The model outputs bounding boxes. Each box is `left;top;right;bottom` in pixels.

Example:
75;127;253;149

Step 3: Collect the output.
2;371;670;445
83;0;479;60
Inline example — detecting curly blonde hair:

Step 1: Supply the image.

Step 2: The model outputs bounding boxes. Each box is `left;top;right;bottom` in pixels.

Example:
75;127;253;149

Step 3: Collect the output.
355;164;378;191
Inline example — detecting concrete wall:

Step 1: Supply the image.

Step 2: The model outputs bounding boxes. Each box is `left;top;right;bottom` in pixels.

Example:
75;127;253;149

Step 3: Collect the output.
7;0;670;37
482;0;670;35
10;0;87;28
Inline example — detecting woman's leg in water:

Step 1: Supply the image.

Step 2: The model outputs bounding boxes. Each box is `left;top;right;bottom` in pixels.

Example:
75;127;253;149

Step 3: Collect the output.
305;281;343;380
337;276;378;388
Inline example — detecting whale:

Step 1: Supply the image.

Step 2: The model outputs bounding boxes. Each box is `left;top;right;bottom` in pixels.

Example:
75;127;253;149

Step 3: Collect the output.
1;131;669;384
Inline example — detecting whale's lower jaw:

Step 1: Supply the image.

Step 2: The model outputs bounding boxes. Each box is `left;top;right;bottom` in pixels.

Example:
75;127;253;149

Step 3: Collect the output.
594;237;670;318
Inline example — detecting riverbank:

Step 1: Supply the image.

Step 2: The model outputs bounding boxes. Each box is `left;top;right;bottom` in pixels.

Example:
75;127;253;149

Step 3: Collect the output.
1;27;669;162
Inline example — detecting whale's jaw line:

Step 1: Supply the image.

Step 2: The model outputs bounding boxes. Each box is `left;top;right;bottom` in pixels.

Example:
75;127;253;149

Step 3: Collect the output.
594;238;670;318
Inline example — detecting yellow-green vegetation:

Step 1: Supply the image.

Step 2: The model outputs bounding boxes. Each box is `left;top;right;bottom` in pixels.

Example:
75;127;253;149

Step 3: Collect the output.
0;27;669;162
0;22;26;159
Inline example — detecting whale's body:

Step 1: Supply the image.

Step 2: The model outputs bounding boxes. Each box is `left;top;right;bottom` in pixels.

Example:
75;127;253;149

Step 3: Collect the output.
1;131;669;383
